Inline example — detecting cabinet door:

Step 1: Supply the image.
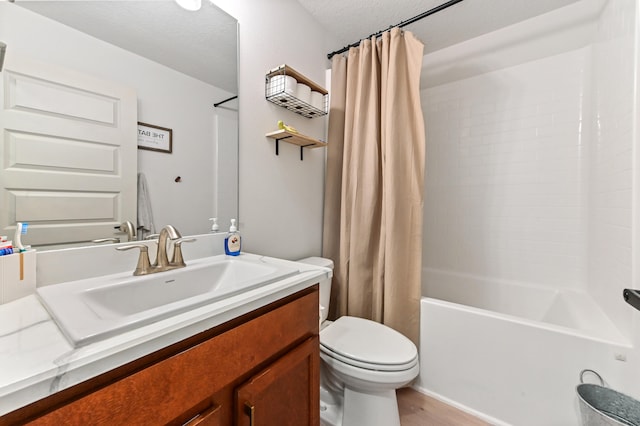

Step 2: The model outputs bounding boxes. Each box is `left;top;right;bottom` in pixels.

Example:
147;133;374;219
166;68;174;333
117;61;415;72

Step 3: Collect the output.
236;336;319;426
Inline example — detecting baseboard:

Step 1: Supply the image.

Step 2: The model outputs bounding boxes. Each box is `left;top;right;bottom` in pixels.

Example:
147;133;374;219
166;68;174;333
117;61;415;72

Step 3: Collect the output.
411;384;512;426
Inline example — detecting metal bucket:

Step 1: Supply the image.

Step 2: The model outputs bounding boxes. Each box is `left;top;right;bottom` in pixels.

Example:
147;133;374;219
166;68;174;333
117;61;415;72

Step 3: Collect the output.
577;370;640;426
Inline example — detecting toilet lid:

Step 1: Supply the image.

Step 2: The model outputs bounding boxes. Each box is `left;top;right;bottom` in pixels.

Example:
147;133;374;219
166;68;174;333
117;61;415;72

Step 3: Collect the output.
320;316;417;370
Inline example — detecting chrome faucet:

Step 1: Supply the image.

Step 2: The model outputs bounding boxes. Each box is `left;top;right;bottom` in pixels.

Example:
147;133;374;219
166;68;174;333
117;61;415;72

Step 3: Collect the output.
116;225;195;276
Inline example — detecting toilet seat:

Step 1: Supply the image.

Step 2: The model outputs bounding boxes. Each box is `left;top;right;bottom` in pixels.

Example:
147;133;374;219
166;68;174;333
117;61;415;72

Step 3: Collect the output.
320;344;418;372
320;316;418;372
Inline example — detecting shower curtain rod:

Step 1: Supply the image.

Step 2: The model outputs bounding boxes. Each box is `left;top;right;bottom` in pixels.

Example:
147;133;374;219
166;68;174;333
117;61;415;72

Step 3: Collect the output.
213;95;238;108
326;0;465;60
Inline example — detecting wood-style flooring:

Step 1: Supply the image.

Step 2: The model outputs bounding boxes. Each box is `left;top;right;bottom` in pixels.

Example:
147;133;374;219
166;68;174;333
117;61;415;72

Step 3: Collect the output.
398;387;492;426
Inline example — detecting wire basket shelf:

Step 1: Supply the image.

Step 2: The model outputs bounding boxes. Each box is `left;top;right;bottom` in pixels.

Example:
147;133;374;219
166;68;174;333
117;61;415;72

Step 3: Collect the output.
265;65;328;119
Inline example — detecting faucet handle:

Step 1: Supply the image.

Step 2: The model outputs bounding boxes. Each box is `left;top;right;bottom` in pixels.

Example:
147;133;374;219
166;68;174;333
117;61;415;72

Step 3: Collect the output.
171;237;196;267
92;237;120;244
145;233;160;240
116;244;152;276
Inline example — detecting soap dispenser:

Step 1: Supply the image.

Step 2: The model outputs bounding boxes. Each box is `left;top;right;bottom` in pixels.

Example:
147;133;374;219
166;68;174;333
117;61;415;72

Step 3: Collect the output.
209;217;219;233
224;219;241;256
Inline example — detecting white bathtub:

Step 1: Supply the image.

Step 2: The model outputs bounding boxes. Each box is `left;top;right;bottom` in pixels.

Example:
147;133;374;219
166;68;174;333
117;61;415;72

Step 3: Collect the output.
416;269;631;426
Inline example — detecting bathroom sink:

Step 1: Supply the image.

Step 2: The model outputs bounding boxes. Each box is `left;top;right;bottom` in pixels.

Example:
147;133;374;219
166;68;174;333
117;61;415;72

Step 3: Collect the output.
37;255;299;347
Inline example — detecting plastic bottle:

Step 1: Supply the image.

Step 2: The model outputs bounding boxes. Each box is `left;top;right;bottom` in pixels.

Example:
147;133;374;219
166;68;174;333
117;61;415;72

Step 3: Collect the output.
209;217;219;232
224;219;241;256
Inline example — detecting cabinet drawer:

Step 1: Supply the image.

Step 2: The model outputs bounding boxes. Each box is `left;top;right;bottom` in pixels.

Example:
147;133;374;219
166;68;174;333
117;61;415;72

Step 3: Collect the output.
26;289;319;425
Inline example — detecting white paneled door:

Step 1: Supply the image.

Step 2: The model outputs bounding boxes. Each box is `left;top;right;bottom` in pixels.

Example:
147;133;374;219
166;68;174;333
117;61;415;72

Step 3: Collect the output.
0;55;137;248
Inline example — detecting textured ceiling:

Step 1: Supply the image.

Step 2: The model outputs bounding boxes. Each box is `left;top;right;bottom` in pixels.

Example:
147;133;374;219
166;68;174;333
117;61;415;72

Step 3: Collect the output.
295;0;584;56
14;0;589;91
15;0;238;93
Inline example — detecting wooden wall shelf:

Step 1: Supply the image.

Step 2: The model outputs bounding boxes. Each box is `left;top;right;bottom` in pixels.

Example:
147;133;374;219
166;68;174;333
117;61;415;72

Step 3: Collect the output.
265;129;327;161
266;65;327;95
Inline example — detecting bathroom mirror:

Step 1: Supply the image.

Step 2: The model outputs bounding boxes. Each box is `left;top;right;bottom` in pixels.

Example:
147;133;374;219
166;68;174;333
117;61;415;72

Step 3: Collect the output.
0;0;238;250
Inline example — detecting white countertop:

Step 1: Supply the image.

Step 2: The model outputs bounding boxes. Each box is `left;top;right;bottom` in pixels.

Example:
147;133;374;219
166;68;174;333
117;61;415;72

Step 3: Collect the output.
0;253;329;416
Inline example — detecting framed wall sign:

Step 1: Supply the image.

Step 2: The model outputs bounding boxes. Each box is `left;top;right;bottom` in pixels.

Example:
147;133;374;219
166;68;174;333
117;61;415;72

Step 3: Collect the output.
137;122;172;153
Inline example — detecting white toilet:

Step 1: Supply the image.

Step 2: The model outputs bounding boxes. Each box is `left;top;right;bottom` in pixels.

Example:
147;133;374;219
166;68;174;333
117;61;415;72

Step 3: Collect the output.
298;257;419;426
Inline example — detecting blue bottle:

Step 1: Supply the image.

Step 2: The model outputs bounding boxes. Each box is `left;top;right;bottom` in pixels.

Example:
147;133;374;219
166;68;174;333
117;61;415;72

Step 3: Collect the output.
224;219;241;256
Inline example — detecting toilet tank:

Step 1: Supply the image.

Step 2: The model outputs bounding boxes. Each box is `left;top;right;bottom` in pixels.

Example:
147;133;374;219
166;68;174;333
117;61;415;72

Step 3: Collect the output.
297;257;333;323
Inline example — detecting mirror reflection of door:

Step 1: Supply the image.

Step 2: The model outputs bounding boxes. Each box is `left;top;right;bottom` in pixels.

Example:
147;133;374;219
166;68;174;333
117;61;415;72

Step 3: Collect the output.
0;55;137;249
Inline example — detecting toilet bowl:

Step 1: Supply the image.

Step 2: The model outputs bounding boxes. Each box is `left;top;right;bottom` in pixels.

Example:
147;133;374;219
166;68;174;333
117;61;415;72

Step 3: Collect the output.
297;257;419;426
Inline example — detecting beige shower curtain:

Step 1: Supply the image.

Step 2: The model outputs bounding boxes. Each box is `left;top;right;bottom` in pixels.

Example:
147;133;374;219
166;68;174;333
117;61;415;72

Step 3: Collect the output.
323;27;425;344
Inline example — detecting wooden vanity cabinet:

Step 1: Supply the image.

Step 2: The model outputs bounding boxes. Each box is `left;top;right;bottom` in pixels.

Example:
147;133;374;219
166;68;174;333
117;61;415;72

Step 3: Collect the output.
1;286;320;426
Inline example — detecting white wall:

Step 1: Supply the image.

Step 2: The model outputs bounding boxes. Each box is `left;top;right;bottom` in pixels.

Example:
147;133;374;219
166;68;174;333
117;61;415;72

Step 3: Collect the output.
212;0;339;260
0;3;234;237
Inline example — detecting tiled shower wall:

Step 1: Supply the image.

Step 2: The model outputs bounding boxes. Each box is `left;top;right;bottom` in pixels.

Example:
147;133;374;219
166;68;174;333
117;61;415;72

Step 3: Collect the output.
421;0;636;337
422;48;590;289
587;0;635;338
